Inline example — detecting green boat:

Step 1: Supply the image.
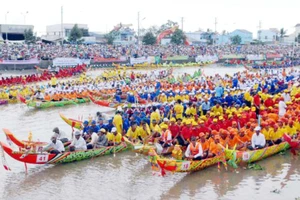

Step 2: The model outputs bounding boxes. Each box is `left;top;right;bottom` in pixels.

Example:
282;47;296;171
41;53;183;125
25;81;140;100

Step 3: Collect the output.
25;98;90;109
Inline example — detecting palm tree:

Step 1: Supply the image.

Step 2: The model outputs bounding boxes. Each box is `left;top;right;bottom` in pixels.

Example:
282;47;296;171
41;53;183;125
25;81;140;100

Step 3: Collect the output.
279;28;287;38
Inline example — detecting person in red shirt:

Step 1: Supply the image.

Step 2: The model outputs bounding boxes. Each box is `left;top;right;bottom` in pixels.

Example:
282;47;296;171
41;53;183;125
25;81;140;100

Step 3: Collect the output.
264;96;274;108
209;119;220;132
169;118;180;139
181;121;192;141
191;122;200;138
198;120;210;136
249;107;257;119
253;92;261;118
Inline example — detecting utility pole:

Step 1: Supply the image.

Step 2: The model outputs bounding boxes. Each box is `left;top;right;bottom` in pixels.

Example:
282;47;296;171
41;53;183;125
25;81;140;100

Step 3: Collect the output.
181;17;184;31
5;12;9;42
61;6;64;45
214;17;217;45
258;20;262;42
137;12;140;45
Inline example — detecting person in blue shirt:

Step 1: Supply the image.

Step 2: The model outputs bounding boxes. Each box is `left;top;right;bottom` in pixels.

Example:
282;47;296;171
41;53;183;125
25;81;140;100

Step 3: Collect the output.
82;120;90;135
215;85;224;98
89;120;100;133
201;98;211;115
106;119;114;132
225;92;234;106
98;118;107;130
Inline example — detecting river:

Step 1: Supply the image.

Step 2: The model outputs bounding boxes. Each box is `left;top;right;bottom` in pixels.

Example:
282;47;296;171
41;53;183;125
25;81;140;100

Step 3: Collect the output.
0;65;299;200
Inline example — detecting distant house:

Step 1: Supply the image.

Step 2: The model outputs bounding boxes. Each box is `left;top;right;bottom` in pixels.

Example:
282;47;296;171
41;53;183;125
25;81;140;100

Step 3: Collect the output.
282;23;300;44
216;34;231;45
185;31;207;45
113;27;135;45
257;29;278;44
229;29;253;44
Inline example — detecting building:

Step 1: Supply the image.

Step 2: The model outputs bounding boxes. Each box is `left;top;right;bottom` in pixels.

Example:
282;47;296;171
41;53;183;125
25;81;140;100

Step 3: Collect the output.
111;24;135;45
216;34;231;45
229;29;253;44
42;23;89;43
257;29;278;43
283;24;300;44
0;24;34;41
185;31;208;45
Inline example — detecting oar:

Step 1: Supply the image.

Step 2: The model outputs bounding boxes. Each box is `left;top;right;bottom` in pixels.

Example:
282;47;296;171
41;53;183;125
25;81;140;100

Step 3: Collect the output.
113;140;116;157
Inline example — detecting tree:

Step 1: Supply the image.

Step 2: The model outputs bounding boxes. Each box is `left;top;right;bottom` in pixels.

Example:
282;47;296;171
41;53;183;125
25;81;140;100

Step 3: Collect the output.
230;35;242;45
142;32;156;45
24;29;36;44
68;24;83;43
279;28;287;38
104;32;116;45
80;29;89;37
171;29;186;45
296;33;300;43
222;30;227;35
158;20;178;33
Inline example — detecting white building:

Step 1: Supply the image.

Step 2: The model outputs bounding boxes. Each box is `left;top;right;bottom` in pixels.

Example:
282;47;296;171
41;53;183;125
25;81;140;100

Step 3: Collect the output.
257;29;278;43
283;24;300;44
0;24;34;41
42;23;89;42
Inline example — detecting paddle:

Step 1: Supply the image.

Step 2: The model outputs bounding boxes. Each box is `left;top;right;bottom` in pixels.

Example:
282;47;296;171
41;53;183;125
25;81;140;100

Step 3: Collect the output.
113;140;116;157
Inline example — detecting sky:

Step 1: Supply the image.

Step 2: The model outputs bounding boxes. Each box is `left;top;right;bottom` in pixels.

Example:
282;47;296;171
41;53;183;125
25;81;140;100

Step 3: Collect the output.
0;0;299;37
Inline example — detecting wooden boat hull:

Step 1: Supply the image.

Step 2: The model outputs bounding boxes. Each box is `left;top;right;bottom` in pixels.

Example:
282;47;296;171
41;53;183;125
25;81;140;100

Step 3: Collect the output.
225;142;290;164
89;95;121;108
59;113;82;130
0;141;128;165
26;98;90;109
149;151;225;173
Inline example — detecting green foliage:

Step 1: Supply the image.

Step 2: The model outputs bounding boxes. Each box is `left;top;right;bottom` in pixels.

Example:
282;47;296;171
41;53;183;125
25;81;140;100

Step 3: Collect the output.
143;32;156;45
158;20;178;33
104;32;116;45
68;24;83;43
171;29;185;45
280;28;287;38
247;163;264;170
230;35;242;45
24;29;36;44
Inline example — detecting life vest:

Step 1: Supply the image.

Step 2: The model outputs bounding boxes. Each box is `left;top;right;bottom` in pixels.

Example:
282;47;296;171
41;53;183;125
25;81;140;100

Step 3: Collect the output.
189;142;200;156
161;130;171;142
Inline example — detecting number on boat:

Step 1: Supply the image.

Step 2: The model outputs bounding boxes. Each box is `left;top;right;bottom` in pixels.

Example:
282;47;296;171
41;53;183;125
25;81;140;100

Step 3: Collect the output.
36;154;49;163
181;161;191;170
242;152;250;161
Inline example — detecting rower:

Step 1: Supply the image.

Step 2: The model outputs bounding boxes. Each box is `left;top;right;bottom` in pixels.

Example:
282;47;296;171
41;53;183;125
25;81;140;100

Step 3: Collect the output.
69;131;87;151
82;120;90;135
34;90;44;100
43;135;65;155
90;120;100;133
185;136;203;160
248;126;266;150
95;128;108;147
159;124;172;148
86;129;99;149
107;127;122;146
53;127;68;143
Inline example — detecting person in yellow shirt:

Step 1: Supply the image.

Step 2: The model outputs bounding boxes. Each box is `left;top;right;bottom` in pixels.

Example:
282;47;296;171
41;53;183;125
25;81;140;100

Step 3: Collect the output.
150;106;160;126
174;99;184;119
150;119;162;136
107;127;122;145
139;120;151;140
113;111;123;134
211;102;223;116
126;121;141;142
276;121;287;139
286;121;297;137
50;76;57;88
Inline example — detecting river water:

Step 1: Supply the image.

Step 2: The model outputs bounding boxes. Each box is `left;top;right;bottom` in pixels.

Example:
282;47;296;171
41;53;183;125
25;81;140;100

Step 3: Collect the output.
0;65;300;200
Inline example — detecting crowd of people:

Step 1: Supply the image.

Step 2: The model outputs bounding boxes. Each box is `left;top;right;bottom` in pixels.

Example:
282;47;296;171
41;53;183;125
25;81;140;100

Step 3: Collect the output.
1;43;299;61
40;67;300;161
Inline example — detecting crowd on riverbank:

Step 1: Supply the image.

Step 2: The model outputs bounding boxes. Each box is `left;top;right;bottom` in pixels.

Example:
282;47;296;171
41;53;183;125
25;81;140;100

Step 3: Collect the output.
0;43;299;61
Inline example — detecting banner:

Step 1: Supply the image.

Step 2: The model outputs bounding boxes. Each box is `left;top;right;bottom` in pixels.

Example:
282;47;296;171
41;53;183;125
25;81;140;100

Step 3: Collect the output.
246;54;265;61
162;56;189;61
219;54;245;59
0;58;39;65
53;58;90;66
130;56;154;65
195;55;218;62
266;53;283;59
93;56;127;63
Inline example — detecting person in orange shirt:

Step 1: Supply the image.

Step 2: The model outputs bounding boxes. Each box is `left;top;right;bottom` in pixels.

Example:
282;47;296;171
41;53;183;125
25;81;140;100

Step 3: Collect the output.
44;93;51;101
198;132;209;158
228;131;243;150
52;92;60;101
69;92;77;100
208;135;222;158
219;129;229;147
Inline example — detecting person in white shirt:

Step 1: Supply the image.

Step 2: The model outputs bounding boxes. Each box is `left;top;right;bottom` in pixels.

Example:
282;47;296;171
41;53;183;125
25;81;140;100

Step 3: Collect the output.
248;126;266;150
43;136;65;155
281;90;291;102
185;137;203;160
53;127;69;143
70;131;87;151
34;90;44;100
86;129;99;149
278;97;287;117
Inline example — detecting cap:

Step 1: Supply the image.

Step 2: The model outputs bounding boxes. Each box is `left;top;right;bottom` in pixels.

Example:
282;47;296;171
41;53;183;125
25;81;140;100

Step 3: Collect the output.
254;126;261;131
83;120;89;125
214;135;220;139
160;124;168;129
112;127;117;132
74;131;81;136
91;120;96;124
213;118;218;122
100;128;106;133
199;132;205;137
170;118;176;122
163;118;169;122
